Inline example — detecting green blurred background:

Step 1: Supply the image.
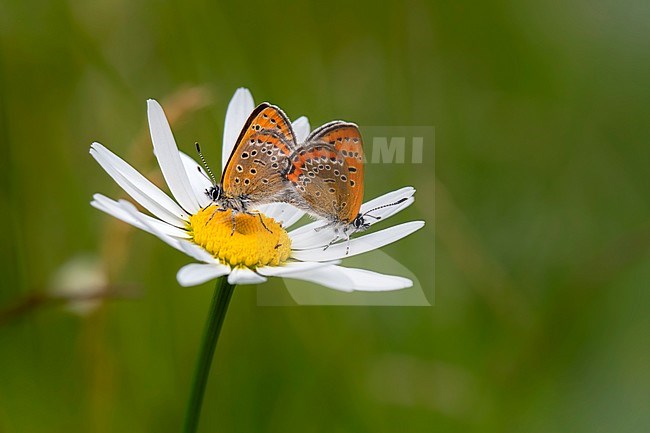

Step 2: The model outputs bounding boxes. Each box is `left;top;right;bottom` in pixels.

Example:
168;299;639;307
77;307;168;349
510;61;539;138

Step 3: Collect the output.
1;0;649;431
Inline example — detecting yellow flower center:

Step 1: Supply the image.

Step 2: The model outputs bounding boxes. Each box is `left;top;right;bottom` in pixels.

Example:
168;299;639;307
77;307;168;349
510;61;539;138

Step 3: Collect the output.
189;206;291;268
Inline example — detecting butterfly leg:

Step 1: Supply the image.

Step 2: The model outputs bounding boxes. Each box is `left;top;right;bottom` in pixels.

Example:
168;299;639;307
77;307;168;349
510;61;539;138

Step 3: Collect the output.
205;206;224;226
256;212;273;234
314;222;333;233
344;231;352;256
322;237;338;251
323;231;342;251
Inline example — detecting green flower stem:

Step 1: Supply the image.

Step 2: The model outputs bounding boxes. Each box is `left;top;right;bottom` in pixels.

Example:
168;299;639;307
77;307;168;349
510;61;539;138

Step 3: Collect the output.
183;277;235;433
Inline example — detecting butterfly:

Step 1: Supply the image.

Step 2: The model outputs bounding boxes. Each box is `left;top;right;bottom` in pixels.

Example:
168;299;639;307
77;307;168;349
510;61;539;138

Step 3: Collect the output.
196;103;298;232
283;121;404;251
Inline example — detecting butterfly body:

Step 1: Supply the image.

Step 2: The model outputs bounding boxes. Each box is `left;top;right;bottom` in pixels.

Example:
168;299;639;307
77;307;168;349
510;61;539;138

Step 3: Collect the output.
204;185;251;214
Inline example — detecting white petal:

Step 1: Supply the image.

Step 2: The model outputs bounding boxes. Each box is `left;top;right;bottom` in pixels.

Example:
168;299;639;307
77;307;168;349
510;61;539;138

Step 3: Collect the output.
177;263;231;287
118;200;216;264
255;260;338;277
179;151;213;208
281;265;411;292
227;267;267;285
148;99;201;214
328;266;413;291
272;266;355;292
222;88;255;170
91;196;148;232
287;221;336;250
177;239;221;263
280;207;306;228
289;186;417;249
255;203;305;227
291;221;425;262
292;116;311;143
91;194;190;239
90;143;188;226
121;202;187;251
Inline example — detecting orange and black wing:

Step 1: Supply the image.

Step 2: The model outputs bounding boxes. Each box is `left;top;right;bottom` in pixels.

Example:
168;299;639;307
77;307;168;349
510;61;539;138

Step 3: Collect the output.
288;122;364;223
221;103;297;204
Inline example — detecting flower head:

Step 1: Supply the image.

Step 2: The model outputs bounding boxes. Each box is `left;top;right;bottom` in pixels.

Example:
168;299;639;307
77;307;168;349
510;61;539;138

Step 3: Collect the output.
190;209;291;267
90;88;423;290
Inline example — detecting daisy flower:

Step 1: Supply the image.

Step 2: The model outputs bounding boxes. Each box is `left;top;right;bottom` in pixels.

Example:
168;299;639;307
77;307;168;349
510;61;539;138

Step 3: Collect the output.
90;88;424;291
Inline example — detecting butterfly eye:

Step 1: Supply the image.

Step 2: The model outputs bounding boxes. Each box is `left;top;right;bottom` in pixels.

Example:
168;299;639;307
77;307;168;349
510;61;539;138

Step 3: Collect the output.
207;185;221;201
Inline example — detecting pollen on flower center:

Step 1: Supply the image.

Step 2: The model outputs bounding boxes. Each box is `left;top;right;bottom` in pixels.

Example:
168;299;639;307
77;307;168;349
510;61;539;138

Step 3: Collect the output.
189;206;291;268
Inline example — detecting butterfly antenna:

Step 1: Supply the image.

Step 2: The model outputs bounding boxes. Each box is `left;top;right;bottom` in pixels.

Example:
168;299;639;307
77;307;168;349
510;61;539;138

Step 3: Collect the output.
362;197;409;219
195;142;217;184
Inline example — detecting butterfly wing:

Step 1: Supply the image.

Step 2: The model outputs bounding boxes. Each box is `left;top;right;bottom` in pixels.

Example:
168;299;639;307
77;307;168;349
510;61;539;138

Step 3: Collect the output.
221;103;297;205
287;122;365;223
285;143;345;219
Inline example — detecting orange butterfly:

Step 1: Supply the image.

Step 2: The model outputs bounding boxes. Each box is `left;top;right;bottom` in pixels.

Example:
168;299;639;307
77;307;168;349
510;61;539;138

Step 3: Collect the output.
197;103;297;230
284;121;407;250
